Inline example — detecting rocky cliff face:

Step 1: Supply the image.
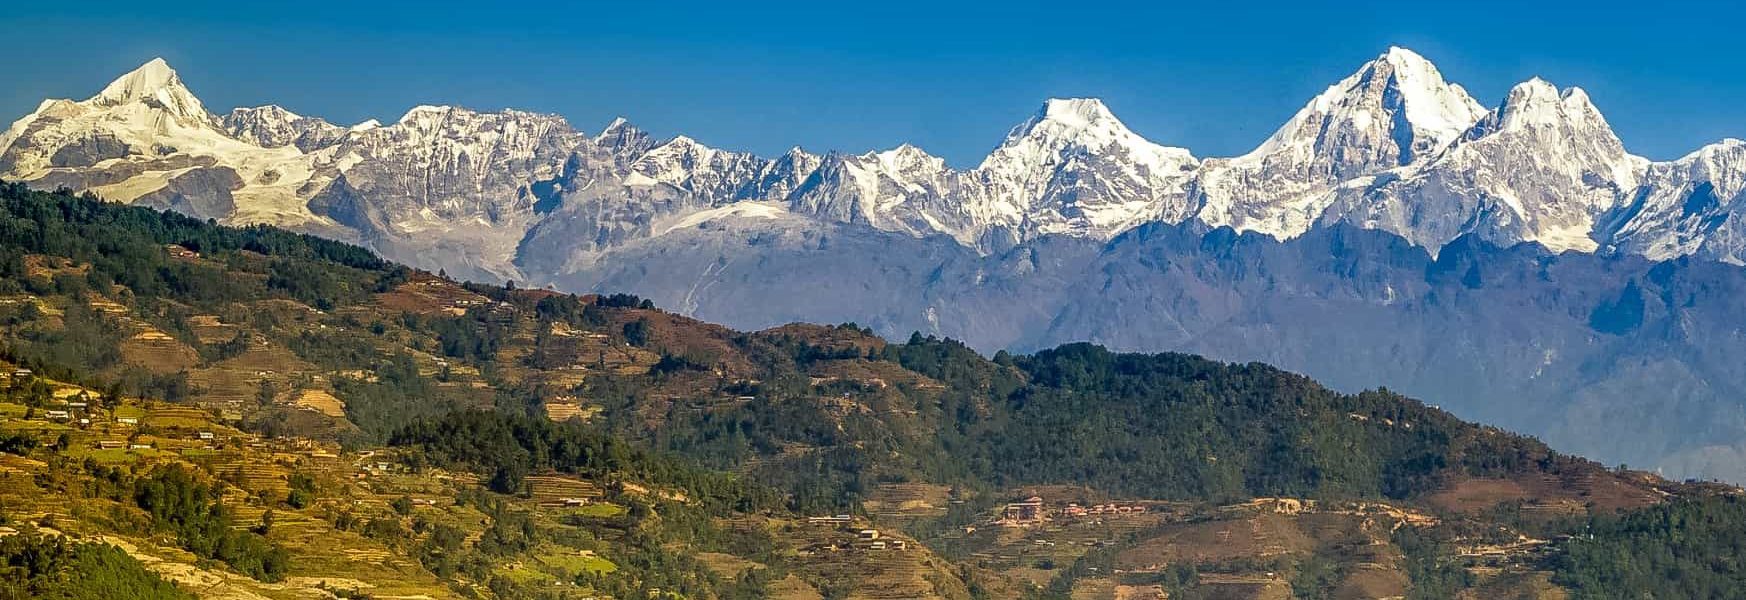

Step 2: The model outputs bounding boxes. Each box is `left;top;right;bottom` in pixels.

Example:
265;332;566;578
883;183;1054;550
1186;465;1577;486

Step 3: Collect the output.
303;106;587;280
1603;139;1746;264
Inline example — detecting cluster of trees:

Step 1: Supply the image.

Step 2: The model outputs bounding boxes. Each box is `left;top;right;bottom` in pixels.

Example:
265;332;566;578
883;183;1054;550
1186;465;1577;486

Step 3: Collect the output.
328;351;455;445
586;331;1582;511
388;410;781;513
0;528;191;600
950;342;1548;501
1551;495;1746;598
0;181;409;399
1;303;124;381
428;308;511;361
0;184;390;311
594;293;654;310
132;466;289;582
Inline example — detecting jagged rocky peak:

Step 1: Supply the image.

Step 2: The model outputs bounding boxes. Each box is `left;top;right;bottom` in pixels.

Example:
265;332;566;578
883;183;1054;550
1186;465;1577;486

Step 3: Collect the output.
1017;97;1124;137
0;56;290;209
1476;80;1635;167
778;145;822;170
225;104;302;126
743;146;822;201
88;58;211;122
1686;137;1746;164
384;103;571;131
594;117;655;156
1671;138;1746;195
1490;78;1595;128
222;105;346;150
620;134;773;203
394;104;456;126
1604;138;1746;262
785;143;974;242
355;104;583;158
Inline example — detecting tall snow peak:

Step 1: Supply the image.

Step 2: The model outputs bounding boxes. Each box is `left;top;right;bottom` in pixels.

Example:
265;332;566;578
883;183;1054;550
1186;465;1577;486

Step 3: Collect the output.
0;56;302;223
1193;47;1488;240
1241;46;1484;168
1033;98;1119;129
742;146;822;201
396;105;455;126
875;143;946;173
619;135;771;204
89;58;209;122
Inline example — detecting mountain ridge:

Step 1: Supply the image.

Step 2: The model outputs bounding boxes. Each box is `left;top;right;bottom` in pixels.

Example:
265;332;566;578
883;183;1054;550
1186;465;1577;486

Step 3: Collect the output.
6;49;1746;281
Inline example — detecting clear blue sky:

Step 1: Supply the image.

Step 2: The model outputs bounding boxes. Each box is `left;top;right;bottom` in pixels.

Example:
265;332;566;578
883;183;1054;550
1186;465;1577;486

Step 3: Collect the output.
4;0;1741;165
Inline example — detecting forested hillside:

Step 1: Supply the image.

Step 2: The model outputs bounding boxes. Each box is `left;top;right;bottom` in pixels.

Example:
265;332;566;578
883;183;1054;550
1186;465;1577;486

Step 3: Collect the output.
0;182;1741;599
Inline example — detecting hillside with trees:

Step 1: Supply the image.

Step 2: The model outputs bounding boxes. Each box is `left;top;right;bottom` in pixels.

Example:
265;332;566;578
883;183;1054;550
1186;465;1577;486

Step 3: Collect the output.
0;182;1741;599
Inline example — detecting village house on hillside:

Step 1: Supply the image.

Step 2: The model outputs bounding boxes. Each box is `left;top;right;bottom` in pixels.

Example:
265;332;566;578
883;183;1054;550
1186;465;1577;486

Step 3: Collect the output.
1002;496;1046;524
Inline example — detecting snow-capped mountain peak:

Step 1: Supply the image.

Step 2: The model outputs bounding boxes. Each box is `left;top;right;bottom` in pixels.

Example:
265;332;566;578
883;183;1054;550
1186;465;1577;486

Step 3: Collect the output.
1462;77;1641;184
1241;47;1484;166
1684;137;1746;163
233;104;303;123
222;105;348;150
982;97;1192;173
88;58;209;121
1473;78;1599;133
874;143;944;172
1033;97;1119;129
396;105;455;126
1194;46;1487;239
976;98;1200;237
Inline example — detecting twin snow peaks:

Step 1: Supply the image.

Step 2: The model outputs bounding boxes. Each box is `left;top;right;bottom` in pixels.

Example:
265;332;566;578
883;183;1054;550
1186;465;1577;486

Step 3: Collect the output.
4;48;1745;282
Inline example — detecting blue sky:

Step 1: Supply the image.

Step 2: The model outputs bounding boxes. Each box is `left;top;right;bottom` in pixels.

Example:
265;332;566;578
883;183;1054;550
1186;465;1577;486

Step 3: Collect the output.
4;0;1741;165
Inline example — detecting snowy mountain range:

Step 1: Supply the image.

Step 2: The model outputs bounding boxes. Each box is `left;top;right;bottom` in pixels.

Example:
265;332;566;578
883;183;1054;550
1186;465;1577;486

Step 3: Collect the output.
7;49;1743;282
11;49;1746;484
